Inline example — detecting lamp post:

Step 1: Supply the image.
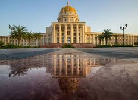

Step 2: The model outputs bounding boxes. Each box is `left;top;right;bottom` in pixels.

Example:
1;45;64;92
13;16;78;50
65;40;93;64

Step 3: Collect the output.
120;24;127;45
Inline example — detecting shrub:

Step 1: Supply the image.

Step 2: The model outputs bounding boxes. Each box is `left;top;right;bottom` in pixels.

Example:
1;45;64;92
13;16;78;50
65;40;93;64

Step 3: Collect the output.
62;44;74;48
134;42;138;45
95;45;133;48
0;41;4;48
4;43;18;48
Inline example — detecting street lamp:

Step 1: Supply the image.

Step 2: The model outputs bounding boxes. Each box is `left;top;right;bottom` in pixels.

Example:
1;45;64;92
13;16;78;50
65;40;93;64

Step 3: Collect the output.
120;24;127;45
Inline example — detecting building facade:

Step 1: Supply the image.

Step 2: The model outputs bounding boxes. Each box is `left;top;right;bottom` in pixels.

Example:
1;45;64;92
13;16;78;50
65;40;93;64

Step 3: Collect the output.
0;2;138;46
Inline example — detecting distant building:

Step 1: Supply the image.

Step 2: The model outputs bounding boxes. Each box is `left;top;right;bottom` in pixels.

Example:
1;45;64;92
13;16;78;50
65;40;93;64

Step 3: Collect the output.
0;2;138;46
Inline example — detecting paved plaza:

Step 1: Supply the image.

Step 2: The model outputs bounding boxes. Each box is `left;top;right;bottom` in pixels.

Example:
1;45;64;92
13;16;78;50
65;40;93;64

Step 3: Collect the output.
0;48;138;100
0;47;138;60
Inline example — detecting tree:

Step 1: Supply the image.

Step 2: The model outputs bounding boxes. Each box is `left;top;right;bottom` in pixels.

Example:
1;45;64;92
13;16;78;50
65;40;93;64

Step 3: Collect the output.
24;32;34;46
114;34;119;45
98;35;104;45
9;24;27;46
34;33;41;46
0;41;4;48
102;29;113;45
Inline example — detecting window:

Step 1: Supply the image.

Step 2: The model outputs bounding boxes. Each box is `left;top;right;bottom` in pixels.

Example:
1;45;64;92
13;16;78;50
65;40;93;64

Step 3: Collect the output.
57;33;59;36
70;18;73;21
65;19;67;22
67;31;70;35
62;37;64;43
62;33;64;36
67;38;71;43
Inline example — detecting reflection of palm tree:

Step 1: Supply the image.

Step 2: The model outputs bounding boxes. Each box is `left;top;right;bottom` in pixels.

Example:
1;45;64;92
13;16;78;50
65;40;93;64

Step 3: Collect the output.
9;65;28;77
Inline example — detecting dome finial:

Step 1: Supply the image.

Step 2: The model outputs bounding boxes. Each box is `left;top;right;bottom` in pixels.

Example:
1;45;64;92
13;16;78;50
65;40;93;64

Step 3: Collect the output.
67;1;69;6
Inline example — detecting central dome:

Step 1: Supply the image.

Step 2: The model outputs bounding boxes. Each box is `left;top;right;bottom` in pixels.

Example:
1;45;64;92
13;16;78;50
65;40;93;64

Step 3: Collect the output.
61;5;77;13
58;2;79;22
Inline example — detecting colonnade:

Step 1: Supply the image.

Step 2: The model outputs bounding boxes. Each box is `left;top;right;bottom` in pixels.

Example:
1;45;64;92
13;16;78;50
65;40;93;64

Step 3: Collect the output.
52;54;116;77
52;23;85;43
53;55;85;77
86;34;138;45
0;36;10;45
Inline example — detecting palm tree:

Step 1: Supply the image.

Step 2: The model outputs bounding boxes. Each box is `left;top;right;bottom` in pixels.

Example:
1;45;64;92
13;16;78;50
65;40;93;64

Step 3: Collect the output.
9;24;27;46
114;34;119;45
102;29;113;45
98;35;104;45
24;32;34;46
34;33;41;46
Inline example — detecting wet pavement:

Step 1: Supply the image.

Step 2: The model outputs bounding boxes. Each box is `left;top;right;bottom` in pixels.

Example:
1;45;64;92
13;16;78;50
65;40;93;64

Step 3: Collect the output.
0;48;138;100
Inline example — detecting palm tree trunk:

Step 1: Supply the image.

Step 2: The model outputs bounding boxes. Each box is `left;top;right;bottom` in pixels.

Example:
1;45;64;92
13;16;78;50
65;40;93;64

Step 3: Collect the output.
18;39;20;46
29;39;30;46
105;38;108;46
115;36;118;45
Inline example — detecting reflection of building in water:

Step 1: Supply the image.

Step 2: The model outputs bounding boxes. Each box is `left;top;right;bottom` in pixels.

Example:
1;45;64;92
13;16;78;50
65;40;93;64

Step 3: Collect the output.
0;54;116;78
58;78;79;94
46;54;116;78
0;54;116;96
46;54;116;94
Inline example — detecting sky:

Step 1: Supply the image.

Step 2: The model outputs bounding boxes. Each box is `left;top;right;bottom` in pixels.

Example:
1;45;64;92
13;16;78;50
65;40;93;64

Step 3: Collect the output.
0;0;138;36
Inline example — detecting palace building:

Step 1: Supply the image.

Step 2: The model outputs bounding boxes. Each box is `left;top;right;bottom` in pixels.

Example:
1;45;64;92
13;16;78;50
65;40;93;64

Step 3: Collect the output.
0;2;138;47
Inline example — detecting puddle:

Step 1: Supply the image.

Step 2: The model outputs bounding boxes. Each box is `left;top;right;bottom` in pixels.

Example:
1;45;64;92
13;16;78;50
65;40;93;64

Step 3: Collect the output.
0;49;138;100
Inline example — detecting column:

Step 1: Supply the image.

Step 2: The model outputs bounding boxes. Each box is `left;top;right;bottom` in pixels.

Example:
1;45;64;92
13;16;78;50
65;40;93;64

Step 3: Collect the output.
4;37;6;45
131;36;132;45
43;35;45;45
83;58;86;76
92;35;95;44
59;24;62;43
97;35;99;45
64;55;67;75
127;36;129;45
80;28;82;43
82;24;85;43
52;24;55;43
90;35;92;43
59;55;62;76
76;24;79;43
76;55;79;75
36;38;38;46
104;38;106;45
71;24;74;43
71;55;74;75
53;55;57;76
8;37;10;44
133;36;134;46
64;24;67;43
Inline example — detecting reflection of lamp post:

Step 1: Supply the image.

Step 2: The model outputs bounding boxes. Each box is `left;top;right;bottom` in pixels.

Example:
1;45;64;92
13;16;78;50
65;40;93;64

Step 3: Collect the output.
120;24;127;45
